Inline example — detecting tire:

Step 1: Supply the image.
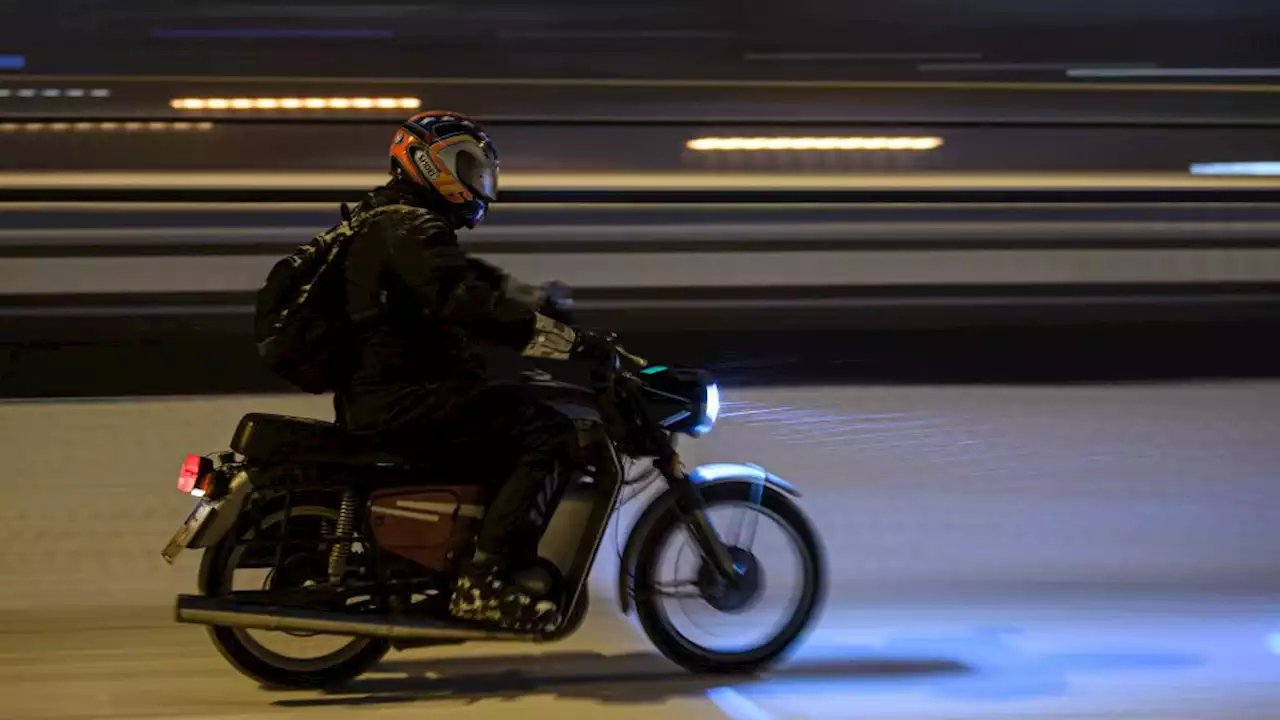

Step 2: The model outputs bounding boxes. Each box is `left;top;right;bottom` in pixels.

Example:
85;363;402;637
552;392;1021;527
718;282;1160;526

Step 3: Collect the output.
632;481;825;674
199;503;391;689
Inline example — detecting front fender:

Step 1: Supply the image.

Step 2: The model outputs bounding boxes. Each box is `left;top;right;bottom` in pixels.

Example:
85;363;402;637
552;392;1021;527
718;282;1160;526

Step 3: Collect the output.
687;463;800;497
615;463;799;615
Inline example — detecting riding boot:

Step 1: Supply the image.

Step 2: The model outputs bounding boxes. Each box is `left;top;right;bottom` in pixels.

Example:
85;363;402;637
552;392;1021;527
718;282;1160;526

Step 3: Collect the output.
448;551;560;631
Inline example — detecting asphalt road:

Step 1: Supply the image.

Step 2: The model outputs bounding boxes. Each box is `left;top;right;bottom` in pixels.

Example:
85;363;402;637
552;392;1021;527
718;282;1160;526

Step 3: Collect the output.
1;382;1278;718
3;598;1277;719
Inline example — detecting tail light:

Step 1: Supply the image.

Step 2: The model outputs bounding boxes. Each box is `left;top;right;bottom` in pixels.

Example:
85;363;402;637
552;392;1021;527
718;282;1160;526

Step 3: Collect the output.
178;454;216;497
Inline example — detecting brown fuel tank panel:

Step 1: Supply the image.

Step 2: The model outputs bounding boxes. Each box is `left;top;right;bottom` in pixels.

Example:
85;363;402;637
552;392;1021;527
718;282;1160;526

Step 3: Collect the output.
368;486;487;572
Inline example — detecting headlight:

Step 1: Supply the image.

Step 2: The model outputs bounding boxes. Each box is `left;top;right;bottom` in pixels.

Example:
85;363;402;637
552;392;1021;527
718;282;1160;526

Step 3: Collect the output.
695;382;720;435
638;366;719;437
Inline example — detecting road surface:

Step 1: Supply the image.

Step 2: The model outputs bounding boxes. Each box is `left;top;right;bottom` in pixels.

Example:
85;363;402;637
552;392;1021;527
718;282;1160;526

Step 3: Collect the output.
1;382;1277;718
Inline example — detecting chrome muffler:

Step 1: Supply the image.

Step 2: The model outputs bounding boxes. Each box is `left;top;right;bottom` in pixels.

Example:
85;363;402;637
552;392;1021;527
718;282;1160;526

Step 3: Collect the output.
175;594;537;642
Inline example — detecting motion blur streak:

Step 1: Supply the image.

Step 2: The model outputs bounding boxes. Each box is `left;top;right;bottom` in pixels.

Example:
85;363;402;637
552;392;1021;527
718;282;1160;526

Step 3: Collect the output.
152;28;396;40
0;87;108;98
0;121;213;133
170;96;420;110
7;171;1280;192
685;136;944;151
720;402;966;449
1191;162;1280;176
1068;68;1280;78
15;74;1280;94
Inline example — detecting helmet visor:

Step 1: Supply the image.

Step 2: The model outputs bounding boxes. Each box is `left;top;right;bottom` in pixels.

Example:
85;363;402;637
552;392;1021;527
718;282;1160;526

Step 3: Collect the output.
456;143;499;202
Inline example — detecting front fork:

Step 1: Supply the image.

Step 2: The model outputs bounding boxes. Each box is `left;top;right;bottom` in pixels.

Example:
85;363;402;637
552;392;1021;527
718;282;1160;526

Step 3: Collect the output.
655;454;744;586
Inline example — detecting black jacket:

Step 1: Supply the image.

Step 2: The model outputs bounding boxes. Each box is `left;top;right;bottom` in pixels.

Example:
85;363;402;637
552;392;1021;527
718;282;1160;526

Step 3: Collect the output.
336;182;538;432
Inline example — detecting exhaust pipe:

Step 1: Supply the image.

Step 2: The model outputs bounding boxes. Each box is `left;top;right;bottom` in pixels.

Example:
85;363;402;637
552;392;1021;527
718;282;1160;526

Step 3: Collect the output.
175;594;536;642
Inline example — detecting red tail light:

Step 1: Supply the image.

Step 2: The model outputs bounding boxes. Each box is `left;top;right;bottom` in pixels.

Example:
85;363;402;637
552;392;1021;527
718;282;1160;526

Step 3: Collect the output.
178;454;214;495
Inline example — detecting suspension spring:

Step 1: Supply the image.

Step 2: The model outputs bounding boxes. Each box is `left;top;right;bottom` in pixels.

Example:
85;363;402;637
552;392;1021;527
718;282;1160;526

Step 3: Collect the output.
327;491;356;584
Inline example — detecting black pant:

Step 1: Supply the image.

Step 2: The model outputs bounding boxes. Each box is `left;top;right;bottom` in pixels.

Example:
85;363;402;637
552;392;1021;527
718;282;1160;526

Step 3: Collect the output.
364;382;579;564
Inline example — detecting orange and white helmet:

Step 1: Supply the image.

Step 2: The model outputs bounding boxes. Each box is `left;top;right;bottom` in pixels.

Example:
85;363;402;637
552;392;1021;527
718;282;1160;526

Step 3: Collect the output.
388;110;499;228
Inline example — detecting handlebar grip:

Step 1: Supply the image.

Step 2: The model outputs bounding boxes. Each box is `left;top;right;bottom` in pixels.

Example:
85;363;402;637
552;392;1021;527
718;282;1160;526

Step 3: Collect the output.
615;345;647;368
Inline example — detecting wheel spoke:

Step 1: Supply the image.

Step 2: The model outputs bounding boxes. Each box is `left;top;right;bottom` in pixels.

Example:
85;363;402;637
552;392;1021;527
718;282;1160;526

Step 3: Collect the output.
219;505;379;675
653;578;700;592
637;494;820;670
649;584;705;600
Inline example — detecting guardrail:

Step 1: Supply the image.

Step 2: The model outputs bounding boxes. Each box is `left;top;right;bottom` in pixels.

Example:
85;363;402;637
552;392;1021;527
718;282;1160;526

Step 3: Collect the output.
4;195;1280;396
7;186;1280;204
3;171;1280;205
7;115;1280;128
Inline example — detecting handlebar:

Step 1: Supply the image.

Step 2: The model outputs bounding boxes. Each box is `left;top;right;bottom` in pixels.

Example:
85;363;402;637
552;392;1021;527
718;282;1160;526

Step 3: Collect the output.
613;342;648;372
582;333;644;386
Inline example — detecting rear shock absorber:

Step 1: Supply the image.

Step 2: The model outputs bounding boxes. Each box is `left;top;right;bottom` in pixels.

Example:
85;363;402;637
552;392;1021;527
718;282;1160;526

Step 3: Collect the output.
328;490;356;585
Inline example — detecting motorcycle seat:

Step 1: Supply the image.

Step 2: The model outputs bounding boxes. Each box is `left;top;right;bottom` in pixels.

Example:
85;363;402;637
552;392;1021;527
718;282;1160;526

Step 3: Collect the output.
230;413;411;466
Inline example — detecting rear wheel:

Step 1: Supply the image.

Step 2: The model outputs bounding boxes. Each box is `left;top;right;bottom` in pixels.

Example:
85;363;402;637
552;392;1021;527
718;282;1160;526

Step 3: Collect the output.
633;482;824;674
199;503;390;689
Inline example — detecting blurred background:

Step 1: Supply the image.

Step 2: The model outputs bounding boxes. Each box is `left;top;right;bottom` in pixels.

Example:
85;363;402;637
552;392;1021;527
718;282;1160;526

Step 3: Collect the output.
2;2;1280;719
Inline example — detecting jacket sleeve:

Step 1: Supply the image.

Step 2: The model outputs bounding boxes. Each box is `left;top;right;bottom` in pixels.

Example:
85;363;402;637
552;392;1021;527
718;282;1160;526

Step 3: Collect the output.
373;208;540;350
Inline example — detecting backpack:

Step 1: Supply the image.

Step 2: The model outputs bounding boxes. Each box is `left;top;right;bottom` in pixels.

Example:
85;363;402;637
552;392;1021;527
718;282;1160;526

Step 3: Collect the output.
253;203;372;394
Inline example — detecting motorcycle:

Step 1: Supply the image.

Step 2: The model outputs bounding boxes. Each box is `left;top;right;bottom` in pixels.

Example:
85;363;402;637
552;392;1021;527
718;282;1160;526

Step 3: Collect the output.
161;333;824;689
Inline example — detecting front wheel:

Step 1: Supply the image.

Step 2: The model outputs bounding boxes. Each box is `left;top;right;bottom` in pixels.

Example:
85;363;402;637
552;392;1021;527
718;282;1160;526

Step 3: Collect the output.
632;482;824;674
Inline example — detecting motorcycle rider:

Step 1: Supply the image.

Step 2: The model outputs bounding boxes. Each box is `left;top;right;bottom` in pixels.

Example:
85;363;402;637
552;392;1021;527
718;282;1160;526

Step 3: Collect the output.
336;110;611;630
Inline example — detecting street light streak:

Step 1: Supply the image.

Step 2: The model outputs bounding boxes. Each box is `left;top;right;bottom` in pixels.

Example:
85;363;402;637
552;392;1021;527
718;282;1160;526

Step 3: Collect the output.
686;136;944;151
169;96;421;111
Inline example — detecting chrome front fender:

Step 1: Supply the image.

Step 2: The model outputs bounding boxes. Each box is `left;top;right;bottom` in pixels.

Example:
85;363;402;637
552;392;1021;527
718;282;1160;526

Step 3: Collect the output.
687;462;800;498
614;462;799;615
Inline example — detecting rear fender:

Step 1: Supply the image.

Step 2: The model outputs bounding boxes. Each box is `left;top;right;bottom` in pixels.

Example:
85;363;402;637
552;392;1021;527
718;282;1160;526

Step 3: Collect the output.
194;480;349;596
188;470;255;550
615;463;799;615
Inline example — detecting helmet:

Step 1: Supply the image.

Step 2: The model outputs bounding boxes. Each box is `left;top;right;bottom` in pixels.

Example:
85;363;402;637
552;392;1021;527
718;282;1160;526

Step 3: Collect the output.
388;110;499;228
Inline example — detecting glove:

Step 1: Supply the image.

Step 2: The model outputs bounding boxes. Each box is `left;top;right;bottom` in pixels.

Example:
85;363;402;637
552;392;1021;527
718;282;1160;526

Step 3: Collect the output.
520;313;578;360
543;280;573;308
519;314;623;368
539;281;576;325
497;273;575;322
500;274;548;309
